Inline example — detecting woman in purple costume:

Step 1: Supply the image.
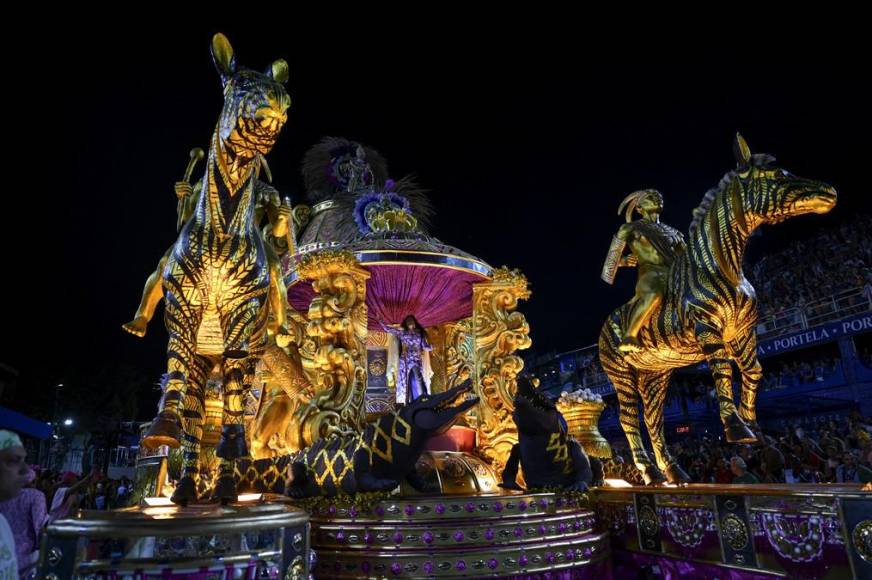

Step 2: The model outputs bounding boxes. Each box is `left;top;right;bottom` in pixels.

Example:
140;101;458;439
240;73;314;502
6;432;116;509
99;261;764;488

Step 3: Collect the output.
380;315;433;404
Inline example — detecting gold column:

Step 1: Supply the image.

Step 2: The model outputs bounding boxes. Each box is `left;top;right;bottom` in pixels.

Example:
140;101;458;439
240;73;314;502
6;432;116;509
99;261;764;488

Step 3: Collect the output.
293;250;370;446
444;319;475;391
425;325;449;394
472;267;532;470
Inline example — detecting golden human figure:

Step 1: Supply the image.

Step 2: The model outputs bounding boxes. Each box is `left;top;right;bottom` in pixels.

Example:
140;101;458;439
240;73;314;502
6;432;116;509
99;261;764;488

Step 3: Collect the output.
601;189;686;353
122;151;293;344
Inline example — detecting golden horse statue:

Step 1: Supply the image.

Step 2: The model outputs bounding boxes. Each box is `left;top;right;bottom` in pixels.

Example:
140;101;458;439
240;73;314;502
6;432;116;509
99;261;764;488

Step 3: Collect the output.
599;134;837;484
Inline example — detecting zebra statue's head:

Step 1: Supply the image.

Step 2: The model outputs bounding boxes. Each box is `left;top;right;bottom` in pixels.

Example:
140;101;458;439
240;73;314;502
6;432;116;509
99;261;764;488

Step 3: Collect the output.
211;33;290;156
690;134;837;237
731;133;837;226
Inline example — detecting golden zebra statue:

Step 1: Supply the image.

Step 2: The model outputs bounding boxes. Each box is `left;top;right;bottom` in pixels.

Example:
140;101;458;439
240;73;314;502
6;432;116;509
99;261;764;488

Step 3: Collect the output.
140;33;291;504
599;134;837;485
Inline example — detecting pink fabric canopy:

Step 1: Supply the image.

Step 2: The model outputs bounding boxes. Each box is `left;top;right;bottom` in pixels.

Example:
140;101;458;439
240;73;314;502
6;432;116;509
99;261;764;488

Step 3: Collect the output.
287;264;486;329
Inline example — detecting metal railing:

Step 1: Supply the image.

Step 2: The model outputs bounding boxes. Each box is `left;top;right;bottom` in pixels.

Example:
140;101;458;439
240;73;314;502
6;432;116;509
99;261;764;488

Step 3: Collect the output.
757;286;871;340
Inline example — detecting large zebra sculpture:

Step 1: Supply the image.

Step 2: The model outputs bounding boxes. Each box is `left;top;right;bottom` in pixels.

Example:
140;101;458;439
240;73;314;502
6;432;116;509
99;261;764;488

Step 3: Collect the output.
140;33;291;504
599;134;837;485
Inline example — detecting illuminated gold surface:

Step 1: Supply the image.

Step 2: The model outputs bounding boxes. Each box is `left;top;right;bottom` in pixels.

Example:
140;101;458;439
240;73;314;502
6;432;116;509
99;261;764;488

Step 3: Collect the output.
444;319;475;391
558;400;612;459
604;189;685;352
248;344;314;458
123;160;293;342
599;134;837;483
424;324;448;394
294;250;371;445
366;199;419;233
46;499;307;537
472;267;532;471
305;491;604;578
133;34;293;507
398;451;500;496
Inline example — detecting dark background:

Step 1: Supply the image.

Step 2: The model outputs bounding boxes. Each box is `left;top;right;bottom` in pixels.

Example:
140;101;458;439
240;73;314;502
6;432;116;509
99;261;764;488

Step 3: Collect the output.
3;21;868;423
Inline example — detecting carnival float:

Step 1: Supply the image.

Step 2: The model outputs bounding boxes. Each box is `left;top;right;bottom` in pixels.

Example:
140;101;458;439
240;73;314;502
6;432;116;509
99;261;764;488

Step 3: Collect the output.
38;32;872;580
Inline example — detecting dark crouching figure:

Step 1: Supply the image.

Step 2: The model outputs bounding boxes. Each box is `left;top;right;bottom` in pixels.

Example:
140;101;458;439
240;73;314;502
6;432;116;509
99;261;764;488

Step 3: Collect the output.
500;376;600;491
286;381;478;497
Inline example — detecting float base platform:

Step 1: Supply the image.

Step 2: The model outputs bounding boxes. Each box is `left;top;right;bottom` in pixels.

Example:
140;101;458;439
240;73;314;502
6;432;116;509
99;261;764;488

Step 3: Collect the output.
594;483;871;579
306;490;610;578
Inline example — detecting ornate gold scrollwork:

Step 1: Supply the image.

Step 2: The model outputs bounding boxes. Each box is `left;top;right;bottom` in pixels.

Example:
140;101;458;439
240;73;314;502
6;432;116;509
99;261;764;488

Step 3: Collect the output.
293;250;370;446
471;267;532;470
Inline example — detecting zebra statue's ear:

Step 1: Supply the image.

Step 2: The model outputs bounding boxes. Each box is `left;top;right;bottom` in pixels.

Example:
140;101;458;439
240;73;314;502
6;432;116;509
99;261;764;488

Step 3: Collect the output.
268;59;289;84
734;133;752;168
211;33;237;84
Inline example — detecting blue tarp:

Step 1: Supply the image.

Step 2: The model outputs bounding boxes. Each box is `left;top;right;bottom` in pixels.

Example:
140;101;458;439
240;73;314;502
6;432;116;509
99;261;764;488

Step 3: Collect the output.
0;407;51;439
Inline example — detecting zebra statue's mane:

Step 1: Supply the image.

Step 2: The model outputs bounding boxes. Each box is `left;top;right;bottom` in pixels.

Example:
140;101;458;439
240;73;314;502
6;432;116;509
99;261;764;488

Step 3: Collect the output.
688;153;776;236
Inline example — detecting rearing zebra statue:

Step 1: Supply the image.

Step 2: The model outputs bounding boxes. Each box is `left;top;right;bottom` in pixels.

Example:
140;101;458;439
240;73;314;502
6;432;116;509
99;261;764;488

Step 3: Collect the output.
140;33;291;504
599;134;836;485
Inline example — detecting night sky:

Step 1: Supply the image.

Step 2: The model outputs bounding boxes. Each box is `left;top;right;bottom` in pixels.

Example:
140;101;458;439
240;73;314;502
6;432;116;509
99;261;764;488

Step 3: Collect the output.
5;22;868;419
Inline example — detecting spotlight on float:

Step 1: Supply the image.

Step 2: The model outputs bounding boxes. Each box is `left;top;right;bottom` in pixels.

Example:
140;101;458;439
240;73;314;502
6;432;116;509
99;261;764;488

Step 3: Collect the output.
63;418;73;426
603;478;633;488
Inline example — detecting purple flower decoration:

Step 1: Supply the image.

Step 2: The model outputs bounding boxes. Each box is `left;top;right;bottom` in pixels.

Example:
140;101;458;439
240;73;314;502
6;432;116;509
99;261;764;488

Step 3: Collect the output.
435;503;445;514
393;532;404;544
559;522;568;533
519;554;529;566
423;561;434;574
391;562;402;575
538;524;547;536
493;501;504;513
539;498;549;509
456;561;466;571
514;527;524;538
565;549;575;561
328;504;337;515
556;497;565;508
488;558;499;570
465;502;476;513
545;552;555;564
583;547;593;558
518;500;528;512
335;531;346;543
453;530;465;542
363;532;374;545
404;504;415;516
349;506;358;518
573;520;582;531
422;531;434;544
485;528;495;541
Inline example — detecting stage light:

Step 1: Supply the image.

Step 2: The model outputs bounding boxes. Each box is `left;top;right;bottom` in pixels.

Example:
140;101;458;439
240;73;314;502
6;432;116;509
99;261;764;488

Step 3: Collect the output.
603;478;633;488
143;497;174;507
63;418;73;426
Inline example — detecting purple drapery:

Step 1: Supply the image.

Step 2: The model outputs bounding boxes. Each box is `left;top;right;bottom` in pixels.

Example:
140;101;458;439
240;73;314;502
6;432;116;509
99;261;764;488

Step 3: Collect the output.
287;265;485;329
614;551;781;579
